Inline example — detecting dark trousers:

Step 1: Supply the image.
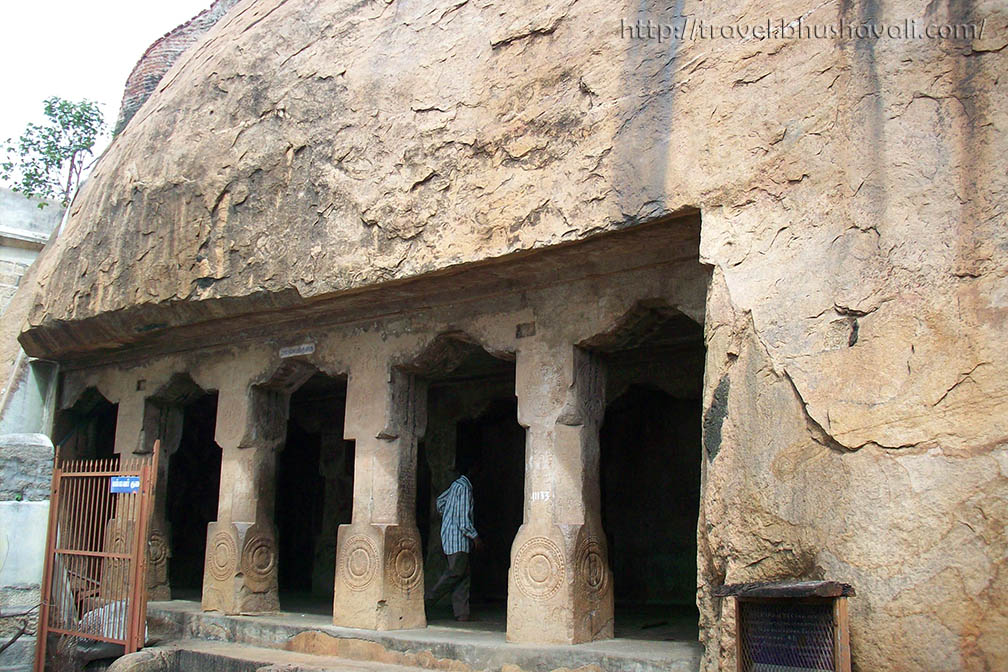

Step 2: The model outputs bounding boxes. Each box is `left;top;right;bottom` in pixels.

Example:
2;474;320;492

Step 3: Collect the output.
425;552;470;619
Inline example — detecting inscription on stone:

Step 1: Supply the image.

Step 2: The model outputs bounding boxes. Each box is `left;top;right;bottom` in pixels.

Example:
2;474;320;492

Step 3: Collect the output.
279;342;315;358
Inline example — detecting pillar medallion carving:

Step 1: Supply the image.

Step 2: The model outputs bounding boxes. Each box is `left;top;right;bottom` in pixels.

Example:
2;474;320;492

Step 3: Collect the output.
333;523;426;630
513;536;566;601
240;524;278;593
202;521;279;614
208;527;239;582
575;536;609;597
338;534;379;591
386;535;423;593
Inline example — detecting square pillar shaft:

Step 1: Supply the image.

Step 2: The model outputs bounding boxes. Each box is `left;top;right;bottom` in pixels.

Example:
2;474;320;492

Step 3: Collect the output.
201;384;281;614
508;342;614;644
140;402;183;601
333;364;426;630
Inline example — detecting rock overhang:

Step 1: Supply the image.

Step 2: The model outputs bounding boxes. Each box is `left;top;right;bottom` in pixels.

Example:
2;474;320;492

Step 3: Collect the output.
20;212;704;367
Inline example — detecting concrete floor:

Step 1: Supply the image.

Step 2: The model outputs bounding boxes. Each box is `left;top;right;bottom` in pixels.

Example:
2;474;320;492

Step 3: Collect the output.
147;600;702;672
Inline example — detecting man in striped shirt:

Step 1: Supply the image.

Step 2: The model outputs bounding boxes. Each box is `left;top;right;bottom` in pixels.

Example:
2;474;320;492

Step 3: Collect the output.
425;463;482;621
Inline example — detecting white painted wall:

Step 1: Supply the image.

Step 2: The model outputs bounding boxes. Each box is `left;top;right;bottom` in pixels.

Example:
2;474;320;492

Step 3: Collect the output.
0;501;48;588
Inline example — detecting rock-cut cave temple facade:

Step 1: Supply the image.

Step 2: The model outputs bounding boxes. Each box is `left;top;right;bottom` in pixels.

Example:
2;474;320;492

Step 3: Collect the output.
15;0;1007;670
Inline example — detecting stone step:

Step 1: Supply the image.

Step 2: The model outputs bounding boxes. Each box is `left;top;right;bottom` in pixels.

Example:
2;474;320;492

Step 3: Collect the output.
154;639;435;671
147;601;702;672
114;639;436;672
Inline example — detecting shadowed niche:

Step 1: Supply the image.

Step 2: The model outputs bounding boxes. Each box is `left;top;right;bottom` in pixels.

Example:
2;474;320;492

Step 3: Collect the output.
144;373;220;599
53;387;118;461
403;333;523;623
582;300;704;639
273;368;350;611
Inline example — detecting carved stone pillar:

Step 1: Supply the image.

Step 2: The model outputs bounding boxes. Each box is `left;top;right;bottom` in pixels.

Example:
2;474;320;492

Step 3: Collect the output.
100;390;147;601
333;364;425;630
201;384;282;614
140;401;183;600
508;343;614;644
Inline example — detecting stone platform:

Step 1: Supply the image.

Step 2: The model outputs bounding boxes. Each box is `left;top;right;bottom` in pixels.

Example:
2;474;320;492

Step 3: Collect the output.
146;601;702;672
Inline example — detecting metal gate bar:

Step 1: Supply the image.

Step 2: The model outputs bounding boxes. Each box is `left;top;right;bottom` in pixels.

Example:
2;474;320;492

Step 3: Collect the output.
34;442;159;671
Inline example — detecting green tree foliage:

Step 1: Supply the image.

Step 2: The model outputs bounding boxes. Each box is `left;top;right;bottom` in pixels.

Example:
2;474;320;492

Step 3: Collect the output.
1;97;105;208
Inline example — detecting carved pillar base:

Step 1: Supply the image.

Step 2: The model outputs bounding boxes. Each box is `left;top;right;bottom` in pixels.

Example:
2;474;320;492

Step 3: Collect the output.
201;520;279;614
506;520;613;645
146;522;171;601
140;396;182;601
332;522;425;630
507;341;615;645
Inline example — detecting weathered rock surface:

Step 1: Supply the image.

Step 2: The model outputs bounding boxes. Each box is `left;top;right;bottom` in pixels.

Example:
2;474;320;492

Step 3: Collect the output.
15;0;1008;670
106;648;172;672
0;433;53;501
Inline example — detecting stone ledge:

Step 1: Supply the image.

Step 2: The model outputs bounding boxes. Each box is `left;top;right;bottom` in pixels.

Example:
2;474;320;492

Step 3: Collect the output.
147;601;702;672
713;580;855;599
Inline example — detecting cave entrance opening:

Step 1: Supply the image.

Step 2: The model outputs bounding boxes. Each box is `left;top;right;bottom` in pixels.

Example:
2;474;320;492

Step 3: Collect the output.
53;387;118;461
586;303;705;641
141;373;222;601
275;371;352;613
413;336;524;629
165;390;221;598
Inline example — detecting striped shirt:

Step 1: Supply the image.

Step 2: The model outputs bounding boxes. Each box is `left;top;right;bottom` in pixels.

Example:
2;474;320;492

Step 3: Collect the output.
436;475;478;554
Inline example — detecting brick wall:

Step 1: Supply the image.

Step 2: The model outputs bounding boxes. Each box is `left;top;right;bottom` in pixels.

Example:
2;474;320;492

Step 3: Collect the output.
113;0;241;135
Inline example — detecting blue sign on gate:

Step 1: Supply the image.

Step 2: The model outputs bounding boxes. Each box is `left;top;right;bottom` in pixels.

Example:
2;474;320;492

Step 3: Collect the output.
110;476;140;494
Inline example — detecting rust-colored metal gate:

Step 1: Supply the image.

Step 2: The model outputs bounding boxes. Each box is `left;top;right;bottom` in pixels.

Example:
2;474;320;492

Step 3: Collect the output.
34;442;160;671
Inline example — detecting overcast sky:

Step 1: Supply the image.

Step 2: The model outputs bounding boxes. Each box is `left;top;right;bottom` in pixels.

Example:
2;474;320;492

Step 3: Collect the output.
0;0;213;176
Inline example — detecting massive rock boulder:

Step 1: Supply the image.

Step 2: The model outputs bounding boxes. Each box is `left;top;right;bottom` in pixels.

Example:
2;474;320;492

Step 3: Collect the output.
17;0;1007;670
